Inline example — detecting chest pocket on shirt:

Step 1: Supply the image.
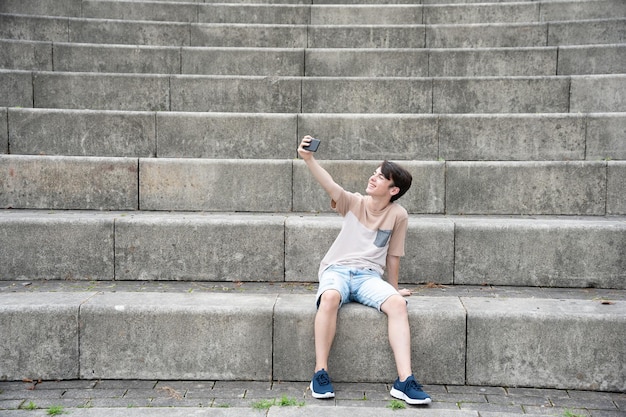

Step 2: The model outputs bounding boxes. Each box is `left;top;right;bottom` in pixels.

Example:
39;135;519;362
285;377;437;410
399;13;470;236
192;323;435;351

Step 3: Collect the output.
374;229;392;248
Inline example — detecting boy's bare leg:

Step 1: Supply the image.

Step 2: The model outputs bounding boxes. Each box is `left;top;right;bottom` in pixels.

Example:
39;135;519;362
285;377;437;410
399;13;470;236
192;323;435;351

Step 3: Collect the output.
381;294;412;380
314;290;341;371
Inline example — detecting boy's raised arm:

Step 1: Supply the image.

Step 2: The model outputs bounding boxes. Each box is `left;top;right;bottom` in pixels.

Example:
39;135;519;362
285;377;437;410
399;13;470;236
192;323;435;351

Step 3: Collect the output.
298;136;343;203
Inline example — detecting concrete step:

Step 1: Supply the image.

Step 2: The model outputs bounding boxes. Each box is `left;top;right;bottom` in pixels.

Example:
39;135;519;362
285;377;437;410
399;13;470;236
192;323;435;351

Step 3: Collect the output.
2;156;625;215
3;0;625;24
1;210;624;288
3;40;625;76
2;70;625;113
5;109;625;161
0;287;624;391
2;13;624;48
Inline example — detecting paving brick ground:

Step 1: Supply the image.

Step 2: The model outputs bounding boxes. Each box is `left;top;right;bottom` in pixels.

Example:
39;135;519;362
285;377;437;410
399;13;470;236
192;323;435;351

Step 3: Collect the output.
0;379;623;416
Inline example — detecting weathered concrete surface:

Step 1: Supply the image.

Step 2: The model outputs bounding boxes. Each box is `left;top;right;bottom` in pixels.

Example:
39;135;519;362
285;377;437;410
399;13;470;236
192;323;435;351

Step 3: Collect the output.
445;161;606;215
426;23;547;48
586;113;626;161
68;18;190;46
570;75;626;113
464;297;626;392
53;43;181;74
157;112;297;159
292;160;445;214
0;0;80;17
607;161;626;215
0;292;93;380
170;75;301;113
0;71;32;108
82;0;197;22
302;78;432;114
182;47;304;76
305;49;429;77
297;114;438;160
0;155;138;210
439;114;585;161
429;47;556;77
433;77;570;114
424;2;538;24
548;18;626;46
0;108;6;154
139;158;292;212
115;213;285;282
9;108;156;157
33;72;170;111
199;4;310;24
454;217;626;289
80;292;275;380
0;211;115;280
558;44;626;75
0;39;52;71
540;0;626;21
311;5;422;25
308;25;425;48
273;294;466;385
191;24;307;48
0;14;69;42
285;215;455;284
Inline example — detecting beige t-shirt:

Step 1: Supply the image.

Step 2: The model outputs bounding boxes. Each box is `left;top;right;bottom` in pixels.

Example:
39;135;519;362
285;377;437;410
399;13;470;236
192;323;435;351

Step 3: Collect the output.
319;189;408;277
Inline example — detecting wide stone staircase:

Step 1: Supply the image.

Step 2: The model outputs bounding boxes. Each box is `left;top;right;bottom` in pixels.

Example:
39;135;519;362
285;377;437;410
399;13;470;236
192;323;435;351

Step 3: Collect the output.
1;0;625;401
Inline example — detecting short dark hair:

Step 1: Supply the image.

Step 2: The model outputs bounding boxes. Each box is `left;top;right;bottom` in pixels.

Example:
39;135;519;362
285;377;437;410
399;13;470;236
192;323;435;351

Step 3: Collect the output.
380;160;412;202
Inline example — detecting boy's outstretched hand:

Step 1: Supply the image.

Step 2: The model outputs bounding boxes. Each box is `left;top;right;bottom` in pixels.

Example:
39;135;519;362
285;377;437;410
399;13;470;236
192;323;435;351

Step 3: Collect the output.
398;288;412;297
298;135;315;160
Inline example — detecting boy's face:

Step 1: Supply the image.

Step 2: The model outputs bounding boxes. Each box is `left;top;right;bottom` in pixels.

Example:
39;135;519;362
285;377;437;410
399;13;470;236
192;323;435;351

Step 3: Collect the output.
366;167;398;200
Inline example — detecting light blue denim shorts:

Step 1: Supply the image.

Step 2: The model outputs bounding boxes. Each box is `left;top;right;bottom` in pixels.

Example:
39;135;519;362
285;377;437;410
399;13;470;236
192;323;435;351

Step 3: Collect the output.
316;264;400;312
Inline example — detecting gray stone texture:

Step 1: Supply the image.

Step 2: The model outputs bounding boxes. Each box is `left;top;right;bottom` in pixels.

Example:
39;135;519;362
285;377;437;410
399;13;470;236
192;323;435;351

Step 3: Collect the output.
157;112;297;159
139;158;292;211
80;292;275;380
114;213;285;281
53;43;181;74
297;114;438;160
273;294;466;384
191;24;307;48
570;75;626;113
607;161;626;215
182;47;304;76
586;113;626;160
302;77;432;113
9;108;156;157
540;0;626;21
558;44;626;75
69;19;190;46
454;217;626;289
33;72;170;111
199;4;310;24
464;297;626;391
0;211;115;280
0;39;52;71
0;71;32;108
292;160;445;214
0;108;6;154
445;161;606;215
0;292;88;380
433;77;570;114
439;114;585;161
305;49;429;77
0;0;80;17
311;5;422;25
548;18;626;46
82;0;197;22
170;75;301;113
0;14;69;42
426;23;547;48
0;154;138;210
429;47;556;77
308;25;425;48
423;3;539;24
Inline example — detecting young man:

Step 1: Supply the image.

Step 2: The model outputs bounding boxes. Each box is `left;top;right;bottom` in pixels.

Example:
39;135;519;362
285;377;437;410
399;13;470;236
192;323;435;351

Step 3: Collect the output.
297;136;432;405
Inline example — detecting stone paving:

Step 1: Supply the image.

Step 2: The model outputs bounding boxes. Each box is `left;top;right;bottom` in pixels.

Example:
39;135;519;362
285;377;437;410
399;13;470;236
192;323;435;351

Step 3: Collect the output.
0;379;623;416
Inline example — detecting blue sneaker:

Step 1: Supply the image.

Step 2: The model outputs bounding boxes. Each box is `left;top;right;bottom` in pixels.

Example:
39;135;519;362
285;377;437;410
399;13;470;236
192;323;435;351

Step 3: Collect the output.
310;369;335;399
390;375;431;405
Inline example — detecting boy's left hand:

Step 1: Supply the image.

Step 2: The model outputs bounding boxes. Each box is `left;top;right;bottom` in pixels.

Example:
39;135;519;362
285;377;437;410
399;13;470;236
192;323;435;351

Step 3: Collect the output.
398;288;412;297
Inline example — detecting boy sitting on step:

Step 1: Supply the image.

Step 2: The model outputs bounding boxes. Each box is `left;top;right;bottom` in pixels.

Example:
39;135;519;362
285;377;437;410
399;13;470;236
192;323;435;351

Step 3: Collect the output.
297;136;431;406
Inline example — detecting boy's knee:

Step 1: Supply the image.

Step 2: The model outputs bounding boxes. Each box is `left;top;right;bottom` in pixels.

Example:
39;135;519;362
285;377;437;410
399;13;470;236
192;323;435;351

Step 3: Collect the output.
382;294;407;315
319;290;341;308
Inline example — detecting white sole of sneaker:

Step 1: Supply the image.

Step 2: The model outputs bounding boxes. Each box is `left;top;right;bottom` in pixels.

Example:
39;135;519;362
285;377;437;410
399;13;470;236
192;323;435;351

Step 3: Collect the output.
390;388;432;405
310;381;335;399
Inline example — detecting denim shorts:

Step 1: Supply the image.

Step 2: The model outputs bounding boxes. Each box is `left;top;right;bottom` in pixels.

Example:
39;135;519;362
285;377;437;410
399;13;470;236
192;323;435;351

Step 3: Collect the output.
316;264;401;312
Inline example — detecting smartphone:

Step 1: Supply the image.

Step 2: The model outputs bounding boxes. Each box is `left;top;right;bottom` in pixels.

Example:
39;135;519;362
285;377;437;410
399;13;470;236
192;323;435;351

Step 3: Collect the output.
303;138;321;152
